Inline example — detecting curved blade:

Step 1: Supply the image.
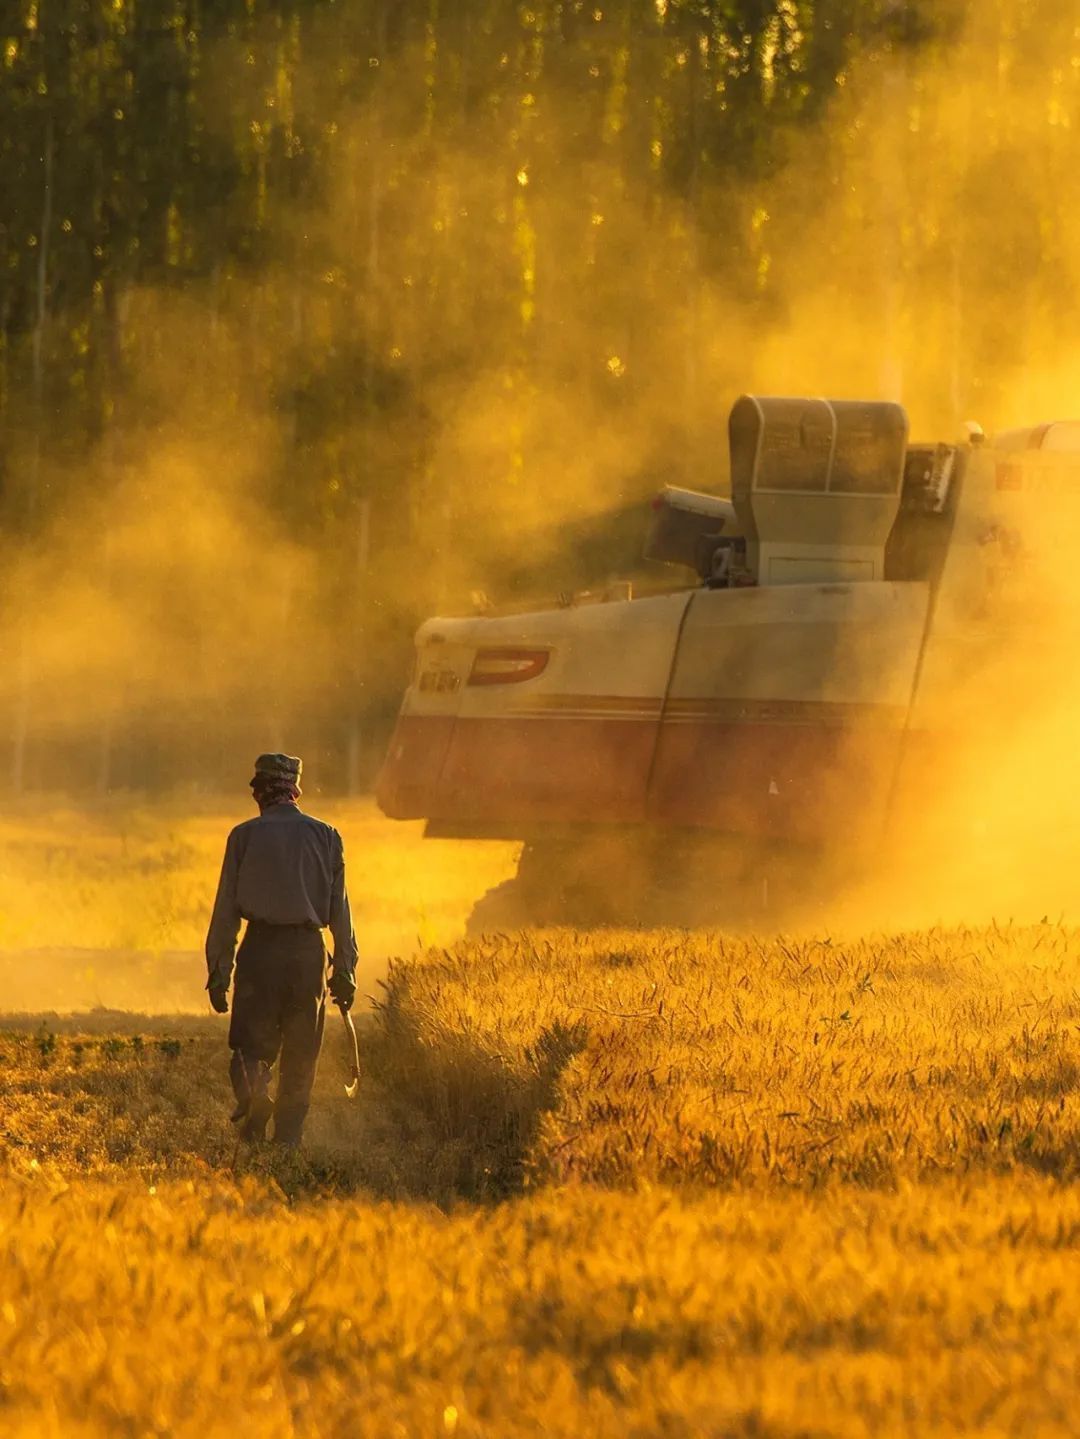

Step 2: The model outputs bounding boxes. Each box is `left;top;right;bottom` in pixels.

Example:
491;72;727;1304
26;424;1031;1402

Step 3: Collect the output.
338;1004;361;1099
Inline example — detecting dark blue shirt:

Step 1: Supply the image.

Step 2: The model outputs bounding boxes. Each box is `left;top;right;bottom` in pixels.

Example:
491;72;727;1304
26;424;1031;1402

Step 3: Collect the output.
205;805;358;985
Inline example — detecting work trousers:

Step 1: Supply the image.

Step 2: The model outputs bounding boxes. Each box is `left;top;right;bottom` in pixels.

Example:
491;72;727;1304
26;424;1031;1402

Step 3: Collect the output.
228;920;326;1146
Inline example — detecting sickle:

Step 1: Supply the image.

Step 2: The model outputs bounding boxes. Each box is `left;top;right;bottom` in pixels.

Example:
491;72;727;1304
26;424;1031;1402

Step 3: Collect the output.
338;1003;361;1099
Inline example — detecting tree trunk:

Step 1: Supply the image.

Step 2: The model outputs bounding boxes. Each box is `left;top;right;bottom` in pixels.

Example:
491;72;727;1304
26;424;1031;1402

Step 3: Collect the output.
346;0;387;797
878;2;908;400
347;497;372;796
12;112;53;796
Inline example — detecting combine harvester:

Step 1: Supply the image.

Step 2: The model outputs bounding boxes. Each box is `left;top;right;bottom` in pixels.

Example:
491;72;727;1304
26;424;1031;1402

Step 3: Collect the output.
377;396;1080;926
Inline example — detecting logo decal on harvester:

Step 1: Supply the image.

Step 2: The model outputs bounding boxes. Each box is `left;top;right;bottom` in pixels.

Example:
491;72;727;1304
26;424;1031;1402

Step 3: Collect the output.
418;668;462;694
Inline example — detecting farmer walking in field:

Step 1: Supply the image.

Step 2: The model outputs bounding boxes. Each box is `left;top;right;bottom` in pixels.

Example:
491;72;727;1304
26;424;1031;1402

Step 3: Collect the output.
205;753;358;1146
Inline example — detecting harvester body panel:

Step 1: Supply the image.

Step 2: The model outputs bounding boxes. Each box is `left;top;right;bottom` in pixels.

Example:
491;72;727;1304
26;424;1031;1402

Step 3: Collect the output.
377;578;931;844
378;592;693;825
648;581;930;841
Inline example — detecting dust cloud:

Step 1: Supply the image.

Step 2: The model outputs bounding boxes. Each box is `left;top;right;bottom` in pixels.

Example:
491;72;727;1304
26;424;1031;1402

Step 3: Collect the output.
6;1;1080;987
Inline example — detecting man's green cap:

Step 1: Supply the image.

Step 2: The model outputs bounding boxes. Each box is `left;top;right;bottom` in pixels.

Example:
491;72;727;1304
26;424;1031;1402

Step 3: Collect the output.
252;752;303;781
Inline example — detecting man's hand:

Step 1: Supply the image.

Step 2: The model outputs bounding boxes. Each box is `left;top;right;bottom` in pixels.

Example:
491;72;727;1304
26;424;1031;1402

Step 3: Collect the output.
208;983;230;1015
328;968;356;1012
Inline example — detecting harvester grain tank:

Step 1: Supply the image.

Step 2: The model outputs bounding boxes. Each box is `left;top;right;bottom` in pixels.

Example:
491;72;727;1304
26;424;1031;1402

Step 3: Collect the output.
376;395;1080;923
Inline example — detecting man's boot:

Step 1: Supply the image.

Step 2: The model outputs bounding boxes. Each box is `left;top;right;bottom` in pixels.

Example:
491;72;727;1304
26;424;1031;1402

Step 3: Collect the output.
241;1092;274;1142
236;1057;274;1142
229;1050;251;1123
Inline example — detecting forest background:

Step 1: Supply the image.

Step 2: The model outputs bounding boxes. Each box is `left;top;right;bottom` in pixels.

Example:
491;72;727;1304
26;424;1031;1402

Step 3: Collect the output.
2;0;1078;794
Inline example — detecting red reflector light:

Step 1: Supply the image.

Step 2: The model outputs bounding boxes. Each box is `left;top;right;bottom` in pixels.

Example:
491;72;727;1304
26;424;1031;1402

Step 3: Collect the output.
468;648;550;686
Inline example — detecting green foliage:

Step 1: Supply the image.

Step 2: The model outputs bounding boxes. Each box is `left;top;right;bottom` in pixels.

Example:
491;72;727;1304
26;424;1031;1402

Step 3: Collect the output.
33;1022;55;1062
0;0;901;520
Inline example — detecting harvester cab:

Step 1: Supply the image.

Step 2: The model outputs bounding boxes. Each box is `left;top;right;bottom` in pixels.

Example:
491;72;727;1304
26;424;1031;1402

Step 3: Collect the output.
375;394;1080;926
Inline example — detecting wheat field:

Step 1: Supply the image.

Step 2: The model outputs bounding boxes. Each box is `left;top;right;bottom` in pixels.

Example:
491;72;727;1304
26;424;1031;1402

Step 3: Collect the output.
4;806;1080;1435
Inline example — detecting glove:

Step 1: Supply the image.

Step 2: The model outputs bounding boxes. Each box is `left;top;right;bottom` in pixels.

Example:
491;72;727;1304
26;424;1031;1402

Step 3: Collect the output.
328;969;356;1012
208;982;229;1014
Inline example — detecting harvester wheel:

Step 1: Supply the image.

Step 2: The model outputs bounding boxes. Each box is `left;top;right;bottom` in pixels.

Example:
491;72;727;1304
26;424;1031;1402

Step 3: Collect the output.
465;830;840;933
465;878;533;936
